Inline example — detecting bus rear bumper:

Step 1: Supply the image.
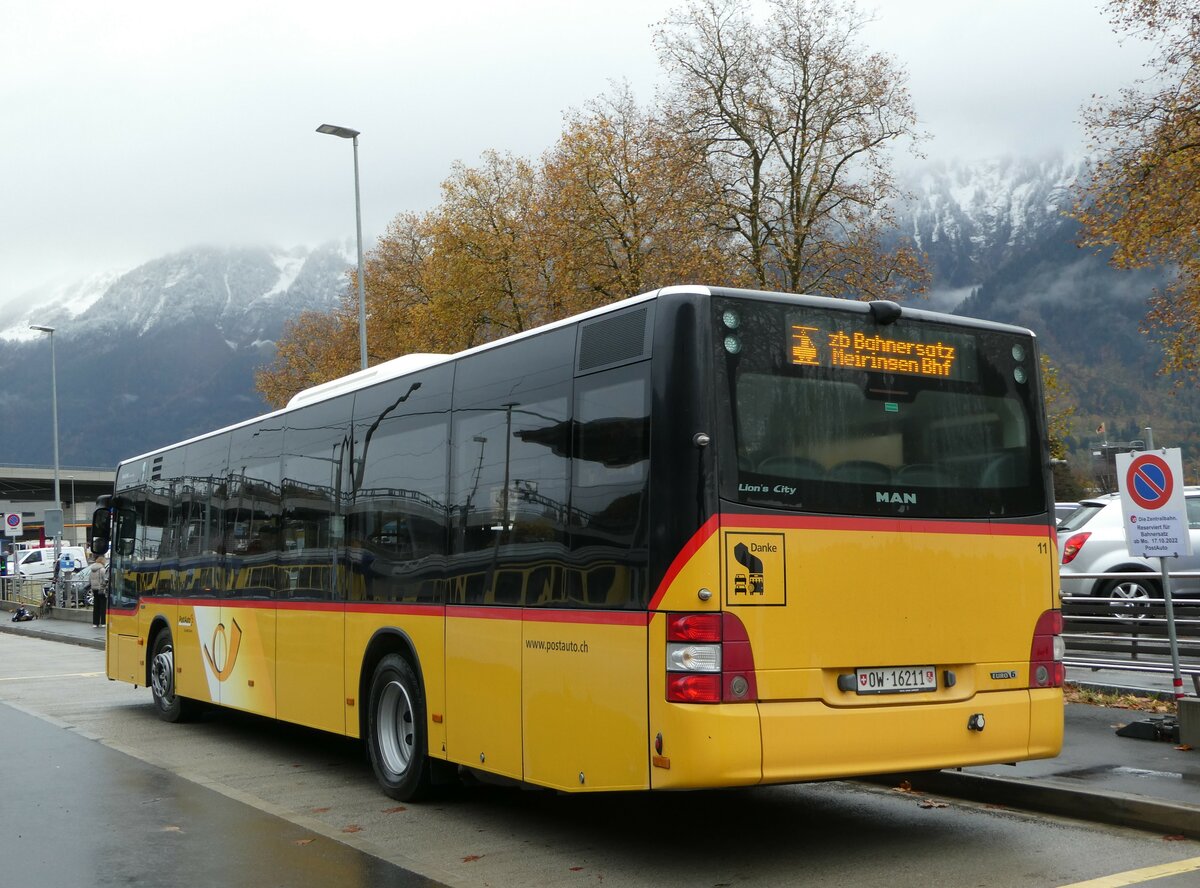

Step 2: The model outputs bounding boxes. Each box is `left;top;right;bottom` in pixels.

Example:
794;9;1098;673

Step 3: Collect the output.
758;688;1063;785
651;689;1062;790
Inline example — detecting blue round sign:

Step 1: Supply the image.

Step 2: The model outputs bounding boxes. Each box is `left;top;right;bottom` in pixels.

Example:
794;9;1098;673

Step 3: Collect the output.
1125;453;1173;510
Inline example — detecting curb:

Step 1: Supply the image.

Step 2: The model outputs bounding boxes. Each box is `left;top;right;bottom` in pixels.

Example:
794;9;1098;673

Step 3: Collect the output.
867;769;1200;840
0;621;105;651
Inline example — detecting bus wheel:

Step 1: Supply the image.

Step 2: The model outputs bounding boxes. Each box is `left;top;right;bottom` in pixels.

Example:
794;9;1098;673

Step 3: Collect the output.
367;654;432;801
149;631;194;723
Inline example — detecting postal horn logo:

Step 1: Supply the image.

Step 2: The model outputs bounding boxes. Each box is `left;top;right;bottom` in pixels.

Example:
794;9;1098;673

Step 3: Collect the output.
203;618;243;682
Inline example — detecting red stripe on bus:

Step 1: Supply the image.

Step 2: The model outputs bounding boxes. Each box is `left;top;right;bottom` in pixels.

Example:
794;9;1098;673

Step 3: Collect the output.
447;605;522;621
648;514;721;611
345;602;443;617
444;606;646;626
525;609;648;626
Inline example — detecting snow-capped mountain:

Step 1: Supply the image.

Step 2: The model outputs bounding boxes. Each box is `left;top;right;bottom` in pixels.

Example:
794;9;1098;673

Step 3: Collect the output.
0;242;354;468
896;154;1084;308
3;242;353;346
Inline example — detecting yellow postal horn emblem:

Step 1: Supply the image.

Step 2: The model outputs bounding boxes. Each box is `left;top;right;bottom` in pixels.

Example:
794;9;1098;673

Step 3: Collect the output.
203;618;243;682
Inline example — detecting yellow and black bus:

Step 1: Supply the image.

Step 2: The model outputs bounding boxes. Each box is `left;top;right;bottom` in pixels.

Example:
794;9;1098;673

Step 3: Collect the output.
92;285;1063;800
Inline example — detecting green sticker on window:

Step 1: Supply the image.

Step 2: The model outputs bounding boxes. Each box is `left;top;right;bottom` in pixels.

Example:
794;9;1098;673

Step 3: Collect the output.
885;402;899;413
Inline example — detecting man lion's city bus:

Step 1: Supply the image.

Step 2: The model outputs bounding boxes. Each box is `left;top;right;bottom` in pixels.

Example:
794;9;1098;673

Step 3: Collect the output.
90;285;1063;800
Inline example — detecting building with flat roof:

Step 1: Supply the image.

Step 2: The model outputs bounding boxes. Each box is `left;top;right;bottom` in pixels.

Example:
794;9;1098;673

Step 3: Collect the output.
0;465;114;548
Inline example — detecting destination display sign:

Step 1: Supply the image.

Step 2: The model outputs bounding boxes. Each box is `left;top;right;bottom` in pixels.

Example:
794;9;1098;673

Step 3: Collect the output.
787;312;978;382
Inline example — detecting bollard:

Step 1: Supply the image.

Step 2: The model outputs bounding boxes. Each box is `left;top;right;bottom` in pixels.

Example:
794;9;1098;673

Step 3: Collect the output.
1180;699;1200;747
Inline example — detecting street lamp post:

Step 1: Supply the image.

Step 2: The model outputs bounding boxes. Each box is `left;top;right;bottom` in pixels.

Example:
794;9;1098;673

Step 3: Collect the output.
29;324;61;575
316;123;368;371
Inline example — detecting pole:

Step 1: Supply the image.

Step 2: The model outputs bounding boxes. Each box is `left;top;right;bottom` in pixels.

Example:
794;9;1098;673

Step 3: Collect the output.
48;331;62;594
1159;555;1186;701
352;135;367;371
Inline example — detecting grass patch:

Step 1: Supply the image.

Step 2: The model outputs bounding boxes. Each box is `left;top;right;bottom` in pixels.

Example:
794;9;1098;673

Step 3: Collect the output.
1063;683;1175;712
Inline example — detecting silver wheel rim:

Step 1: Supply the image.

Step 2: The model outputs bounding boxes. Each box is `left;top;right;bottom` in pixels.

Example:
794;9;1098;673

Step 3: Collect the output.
1109;581;1151;621
1110;581;1151;606
377;678;415;777
151;642;175;705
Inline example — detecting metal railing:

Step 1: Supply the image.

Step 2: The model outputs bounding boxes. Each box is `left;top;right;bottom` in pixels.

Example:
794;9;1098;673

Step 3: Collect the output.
1061;569;1200;695
1;575;94;611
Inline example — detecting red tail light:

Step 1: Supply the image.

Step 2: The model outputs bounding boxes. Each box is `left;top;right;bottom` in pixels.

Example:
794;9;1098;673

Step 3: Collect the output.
1029;609;1064;688
667;673;722;703
667;612;722;642
665;611;758;704
1060;532;1090;565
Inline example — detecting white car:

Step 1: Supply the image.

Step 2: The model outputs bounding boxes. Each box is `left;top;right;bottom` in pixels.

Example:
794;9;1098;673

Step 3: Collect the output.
8;546;89;581
1058;489;1200;602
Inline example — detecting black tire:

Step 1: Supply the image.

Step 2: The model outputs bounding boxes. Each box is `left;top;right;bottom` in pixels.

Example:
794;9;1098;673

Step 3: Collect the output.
149;630;197;723
366;654;434;801
1097;574;1159;624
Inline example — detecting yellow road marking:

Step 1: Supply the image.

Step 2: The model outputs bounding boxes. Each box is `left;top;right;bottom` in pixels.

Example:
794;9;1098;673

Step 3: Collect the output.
0;672;105;682
1059;855;1200;887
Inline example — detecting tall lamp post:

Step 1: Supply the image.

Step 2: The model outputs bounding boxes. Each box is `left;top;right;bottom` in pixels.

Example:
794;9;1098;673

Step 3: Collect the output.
29;324;61;571
315;123;368;371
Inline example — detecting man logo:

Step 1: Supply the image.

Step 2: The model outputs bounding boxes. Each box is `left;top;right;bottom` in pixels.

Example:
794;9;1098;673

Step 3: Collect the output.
876;491;917;505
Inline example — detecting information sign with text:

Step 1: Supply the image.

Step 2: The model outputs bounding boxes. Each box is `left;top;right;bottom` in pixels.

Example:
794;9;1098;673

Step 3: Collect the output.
1115;448;1193;558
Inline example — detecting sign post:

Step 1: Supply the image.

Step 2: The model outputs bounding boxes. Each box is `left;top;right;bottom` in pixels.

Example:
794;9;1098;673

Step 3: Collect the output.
1115;448;1193;700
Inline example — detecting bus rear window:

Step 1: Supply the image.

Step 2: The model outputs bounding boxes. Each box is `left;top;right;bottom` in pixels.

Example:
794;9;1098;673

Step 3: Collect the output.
714;298;1046;519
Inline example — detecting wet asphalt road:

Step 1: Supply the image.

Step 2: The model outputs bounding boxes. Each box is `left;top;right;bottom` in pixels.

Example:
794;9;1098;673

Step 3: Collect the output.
0;703;441;888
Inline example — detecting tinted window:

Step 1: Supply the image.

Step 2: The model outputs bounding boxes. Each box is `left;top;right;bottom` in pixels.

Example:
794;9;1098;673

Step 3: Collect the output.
567;362;651;607
173;434;230;596
350;365;452;603
109;505;139;608
281;400;351;600
450;329;574;604
714;297;1046;519
225;424;283;598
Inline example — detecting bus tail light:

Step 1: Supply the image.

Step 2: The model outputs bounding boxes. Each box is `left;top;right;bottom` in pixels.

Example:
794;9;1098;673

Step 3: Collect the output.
665;611;758;704
1060;532;1090;565
1028;609;1064;688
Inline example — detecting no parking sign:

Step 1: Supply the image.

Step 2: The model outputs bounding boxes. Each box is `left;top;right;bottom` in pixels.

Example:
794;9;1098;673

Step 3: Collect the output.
4;512;21;537
1116;448;1193;558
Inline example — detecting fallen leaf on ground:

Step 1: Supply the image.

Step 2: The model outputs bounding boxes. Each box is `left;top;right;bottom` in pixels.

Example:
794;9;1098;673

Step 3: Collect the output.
294;838;315;846
893;780;913;793
570;867;584;872
310;806;331;814
918;799;948;809
462;855;483;862
382;805;407;813
1174;744;1193;751
341;825;363;833
1162;834;1187;841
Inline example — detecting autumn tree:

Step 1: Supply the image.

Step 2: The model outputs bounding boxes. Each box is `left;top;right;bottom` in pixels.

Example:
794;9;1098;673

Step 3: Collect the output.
653;0;927;298
541;83;740;303
1073;0;1200;380
256;307;358;408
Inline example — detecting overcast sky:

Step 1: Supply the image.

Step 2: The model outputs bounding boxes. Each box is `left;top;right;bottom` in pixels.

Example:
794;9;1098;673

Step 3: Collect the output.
1;0;1151;299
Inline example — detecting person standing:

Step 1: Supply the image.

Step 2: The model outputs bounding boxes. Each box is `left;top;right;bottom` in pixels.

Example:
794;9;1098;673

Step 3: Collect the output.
90;554;108;628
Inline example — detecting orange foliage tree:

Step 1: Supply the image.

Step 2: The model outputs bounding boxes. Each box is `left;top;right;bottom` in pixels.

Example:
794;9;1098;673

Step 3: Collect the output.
1073;0;1200;380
